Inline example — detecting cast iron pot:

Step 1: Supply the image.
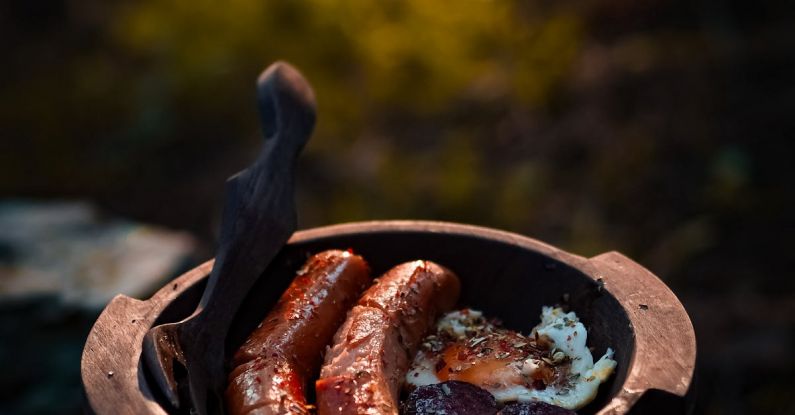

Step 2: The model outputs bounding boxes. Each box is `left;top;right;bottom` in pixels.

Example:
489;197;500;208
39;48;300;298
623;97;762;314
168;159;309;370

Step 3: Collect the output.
81;220;696;415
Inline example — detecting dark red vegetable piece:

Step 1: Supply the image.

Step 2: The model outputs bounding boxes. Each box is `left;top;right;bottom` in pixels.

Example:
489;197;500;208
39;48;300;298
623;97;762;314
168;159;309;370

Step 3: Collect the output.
402;381;497;415
497;401;576;415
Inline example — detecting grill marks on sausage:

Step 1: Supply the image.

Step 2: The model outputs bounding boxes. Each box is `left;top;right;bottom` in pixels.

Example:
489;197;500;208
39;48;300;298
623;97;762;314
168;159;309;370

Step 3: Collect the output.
316;261;461;415
225;250;372;415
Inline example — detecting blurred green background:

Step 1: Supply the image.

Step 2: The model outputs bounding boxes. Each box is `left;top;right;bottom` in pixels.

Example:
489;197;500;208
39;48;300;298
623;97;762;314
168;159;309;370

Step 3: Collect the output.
1;0;794;414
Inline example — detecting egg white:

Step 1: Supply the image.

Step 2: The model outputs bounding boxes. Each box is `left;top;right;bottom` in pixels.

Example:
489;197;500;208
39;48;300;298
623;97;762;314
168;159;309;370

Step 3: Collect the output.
405;307;617;410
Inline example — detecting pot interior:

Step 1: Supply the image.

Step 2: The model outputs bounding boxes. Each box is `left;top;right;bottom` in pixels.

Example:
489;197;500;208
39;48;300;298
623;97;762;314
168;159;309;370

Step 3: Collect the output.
152;228;634;414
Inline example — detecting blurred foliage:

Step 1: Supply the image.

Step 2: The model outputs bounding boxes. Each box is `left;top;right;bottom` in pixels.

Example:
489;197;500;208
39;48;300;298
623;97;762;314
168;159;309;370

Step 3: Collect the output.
1;0;795;414
1;0;585;232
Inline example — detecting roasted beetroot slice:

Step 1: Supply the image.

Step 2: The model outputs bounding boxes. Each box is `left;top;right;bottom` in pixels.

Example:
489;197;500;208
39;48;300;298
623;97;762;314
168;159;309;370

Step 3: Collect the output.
497;401;576;415
402;381;497;415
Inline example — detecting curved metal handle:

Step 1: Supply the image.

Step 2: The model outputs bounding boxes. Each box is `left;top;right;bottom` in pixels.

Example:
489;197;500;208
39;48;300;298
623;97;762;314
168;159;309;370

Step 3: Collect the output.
589;251;696;415
184;61;316;411
199;61;316;321
141;61;316;414
256;61;317;145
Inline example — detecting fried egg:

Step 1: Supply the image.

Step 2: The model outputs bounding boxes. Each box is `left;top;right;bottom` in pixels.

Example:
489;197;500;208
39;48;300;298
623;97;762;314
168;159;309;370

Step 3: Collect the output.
405;307;617;410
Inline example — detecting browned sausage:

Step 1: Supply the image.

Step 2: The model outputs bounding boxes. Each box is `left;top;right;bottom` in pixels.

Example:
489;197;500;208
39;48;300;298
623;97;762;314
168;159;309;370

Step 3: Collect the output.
315;260;460;415
225;250;372;415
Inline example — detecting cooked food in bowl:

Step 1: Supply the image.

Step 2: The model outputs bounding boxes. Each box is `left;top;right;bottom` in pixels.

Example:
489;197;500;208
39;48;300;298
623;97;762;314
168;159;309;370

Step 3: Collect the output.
225;250;372;415
405;308;616;410
402;383;578;415
401;381;498;415
316;260;460;415
226;249;616;415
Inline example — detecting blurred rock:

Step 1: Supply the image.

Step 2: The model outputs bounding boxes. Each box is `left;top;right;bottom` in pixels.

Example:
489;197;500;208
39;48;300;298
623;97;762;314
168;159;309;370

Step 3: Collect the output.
0;200;198;414
0;200;197;309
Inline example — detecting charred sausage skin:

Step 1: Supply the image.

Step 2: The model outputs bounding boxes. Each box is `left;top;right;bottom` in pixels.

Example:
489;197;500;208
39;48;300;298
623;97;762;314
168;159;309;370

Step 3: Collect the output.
316;260;461;415
226;250;372;415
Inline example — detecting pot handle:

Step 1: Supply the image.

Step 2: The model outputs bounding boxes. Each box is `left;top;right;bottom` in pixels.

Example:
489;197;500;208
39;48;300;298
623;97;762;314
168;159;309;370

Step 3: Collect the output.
81;261;213;415
589;251;696;415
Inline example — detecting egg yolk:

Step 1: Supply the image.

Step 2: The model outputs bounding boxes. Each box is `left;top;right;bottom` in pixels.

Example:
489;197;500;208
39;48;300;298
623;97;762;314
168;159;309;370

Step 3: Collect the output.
435;342;524;387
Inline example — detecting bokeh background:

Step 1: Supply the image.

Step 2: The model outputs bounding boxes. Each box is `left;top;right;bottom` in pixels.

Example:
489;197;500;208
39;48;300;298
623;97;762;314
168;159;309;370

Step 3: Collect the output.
2;0;794;414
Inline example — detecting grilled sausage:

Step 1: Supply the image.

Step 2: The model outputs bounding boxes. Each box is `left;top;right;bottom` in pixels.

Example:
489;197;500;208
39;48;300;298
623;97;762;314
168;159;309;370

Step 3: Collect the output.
226;250;372;415
315;260;461;415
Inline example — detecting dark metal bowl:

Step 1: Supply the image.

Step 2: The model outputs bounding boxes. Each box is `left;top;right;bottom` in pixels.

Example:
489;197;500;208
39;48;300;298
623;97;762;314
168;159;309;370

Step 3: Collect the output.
81;220;696;414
